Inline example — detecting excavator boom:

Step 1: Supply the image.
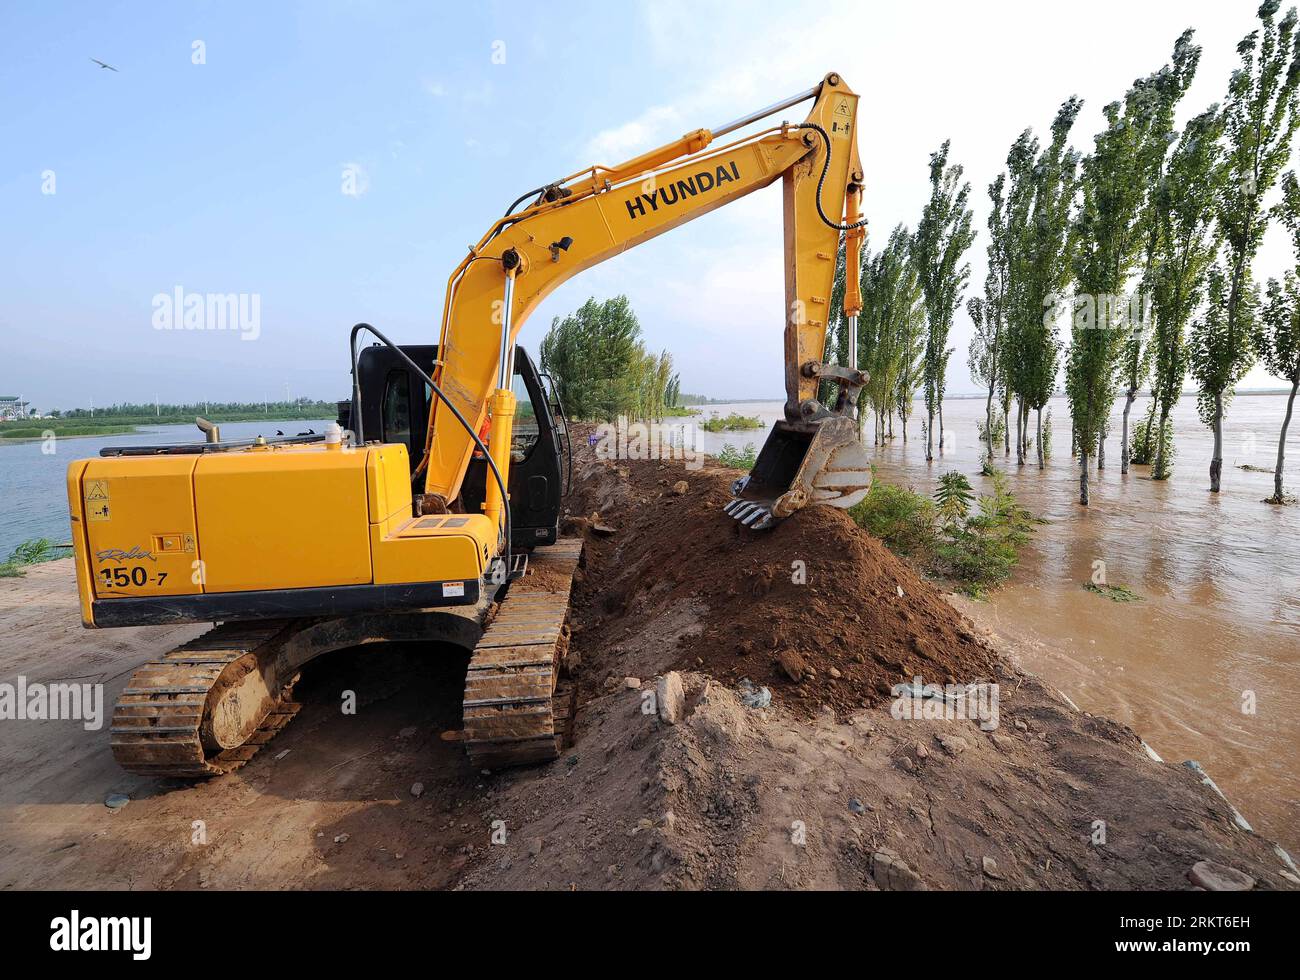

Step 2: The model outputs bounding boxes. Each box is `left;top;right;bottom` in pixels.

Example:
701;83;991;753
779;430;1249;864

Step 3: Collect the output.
421;72;871;528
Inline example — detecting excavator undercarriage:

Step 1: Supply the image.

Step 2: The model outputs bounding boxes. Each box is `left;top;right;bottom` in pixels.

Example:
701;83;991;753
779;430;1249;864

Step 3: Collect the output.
110;536;583;776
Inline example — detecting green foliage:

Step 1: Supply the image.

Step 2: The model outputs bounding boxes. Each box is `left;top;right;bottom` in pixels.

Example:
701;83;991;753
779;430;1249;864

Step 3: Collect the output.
828;224;925;441
1256;170;1300;501
715;443;757;468
1190;266;1257;427
664;373;682;409
1195;1;1300;487
539;296;676;422
700;412;763;432
848;481;938;558
1131;408;1176;473
54;401;337;421
0;538;69;578
1148;105;1226;465
934;471;974;526
849;468;1036;596
912;142;976;454
1083;581;1144;602
1020;100;1083;421
975;405;1006;448
1258;175;1300;386
0;423;137;440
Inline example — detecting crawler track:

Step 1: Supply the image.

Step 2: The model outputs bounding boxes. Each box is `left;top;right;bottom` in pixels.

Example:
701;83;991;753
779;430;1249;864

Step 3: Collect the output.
462;538;583;769
108;538;585;778
110;621;301;777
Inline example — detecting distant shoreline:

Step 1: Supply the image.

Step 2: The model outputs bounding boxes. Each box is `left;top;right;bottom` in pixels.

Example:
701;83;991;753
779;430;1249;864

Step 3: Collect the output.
0;417;331;446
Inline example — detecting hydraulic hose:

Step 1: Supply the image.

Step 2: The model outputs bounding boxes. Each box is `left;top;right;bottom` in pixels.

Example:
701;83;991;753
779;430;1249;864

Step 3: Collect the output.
795;123;868;232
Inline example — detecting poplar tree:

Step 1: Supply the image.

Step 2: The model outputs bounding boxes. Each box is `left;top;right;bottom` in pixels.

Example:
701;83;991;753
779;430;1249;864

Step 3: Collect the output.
1193;0;1300;493
1256;171;1300;502
1120;31;1201;474
912;141;975;462
970;137;1034;470
1022;103;1082;469
1148;107;1225;480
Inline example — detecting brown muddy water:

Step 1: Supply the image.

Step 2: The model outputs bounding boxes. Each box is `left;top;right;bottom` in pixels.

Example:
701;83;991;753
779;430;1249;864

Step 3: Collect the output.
684;393;1299;856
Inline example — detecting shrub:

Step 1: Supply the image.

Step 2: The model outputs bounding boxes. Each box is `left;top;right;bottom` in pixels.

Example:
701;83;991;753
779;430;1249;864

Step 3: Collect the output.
849;467;1037;597
715;442;757;468
849;480;939;559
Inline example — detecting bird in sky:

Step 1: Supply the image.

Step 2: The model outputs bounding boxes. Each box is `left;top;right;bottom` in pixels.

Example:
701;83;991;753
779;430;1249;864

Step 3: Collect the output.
89;58;119;72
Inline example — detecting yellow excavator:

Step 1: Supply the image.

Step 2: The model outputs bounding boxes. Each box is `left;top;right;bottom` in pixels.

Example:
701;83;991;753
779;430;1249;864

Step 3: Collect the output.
66;72;871;775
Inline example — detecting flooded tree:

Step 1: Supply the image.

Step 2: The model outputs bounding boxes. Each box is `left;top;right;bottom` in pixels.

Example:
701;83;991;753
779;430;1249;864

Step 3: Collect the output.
912;141;975;462
1023;105;1081;470
972;138;1035;472
1149;107;1225;480
894;264;926;445
1256;172;1300;503
1194;0;1300;493
1121;32;1201;475
863;227;922;445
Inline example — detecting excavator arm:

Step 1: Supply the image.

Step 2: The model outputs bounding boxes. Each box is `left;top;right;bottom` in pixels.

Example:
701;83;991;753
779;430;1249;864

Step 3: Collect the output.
422;71;871;532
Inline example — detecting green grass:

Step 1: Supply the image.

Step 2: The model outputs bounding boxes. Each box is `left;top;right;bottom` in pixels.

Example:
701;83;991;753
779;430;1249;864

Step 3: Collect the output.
715;442;758;468
849;467;1038;598
0;423;137;439
701;412;764;433
0;538;71;577
1083;581;1143;602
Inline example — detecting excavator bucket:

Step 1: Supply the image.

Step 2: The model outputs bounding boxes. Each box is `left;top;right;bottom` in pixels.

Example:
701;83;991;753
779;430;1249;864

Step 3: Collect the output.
723;416;872;530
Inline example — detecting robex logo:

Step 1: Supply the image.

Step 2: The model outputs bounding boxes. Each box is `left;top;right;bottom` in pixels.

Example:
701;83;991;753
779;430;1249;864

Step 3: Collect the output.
624;161;741;221
49;910;152;960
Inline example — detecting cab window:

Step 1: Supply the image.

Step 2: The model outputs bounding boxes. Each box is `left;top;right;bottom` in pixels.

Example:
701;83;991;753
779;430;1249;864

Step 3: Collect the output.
382;369;411;448
511;371;539;461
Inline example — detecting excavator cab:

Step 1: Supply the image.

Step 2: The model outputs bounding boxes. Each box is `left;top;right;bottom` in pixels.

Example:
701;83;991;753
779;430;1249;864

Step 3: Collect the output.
339;342;568;549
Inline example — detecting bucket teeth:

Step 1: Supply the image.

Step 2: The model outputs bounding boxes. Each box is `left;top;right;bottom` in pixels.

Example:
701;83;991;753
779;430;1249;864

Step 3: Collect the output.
723;499;774;531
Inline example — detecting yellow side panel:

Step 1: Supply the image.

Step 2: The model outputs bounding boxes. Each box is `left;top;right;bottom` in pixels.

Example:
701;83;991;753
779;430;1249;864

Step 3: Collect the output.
371;515;493;585
194;449;372;591
77;456;203;599
65;460;97;626
366;443;414;527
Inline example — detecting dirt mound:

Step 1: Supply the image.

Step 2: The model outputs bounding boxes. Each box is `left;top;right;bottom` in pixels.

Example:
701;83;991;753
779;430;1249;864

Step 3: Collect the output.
564;451;997;718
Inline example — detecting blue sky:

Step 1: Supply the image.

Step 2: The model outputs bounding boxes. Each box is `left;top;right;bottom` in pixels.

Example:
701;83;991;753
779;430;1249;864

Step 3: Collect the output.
0;0;1288;411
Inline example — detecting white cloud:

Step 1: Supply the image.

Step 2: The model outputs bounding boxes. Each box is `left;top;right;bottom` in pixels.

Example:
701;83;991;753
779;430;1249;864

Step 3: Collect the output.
584;104;682;161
